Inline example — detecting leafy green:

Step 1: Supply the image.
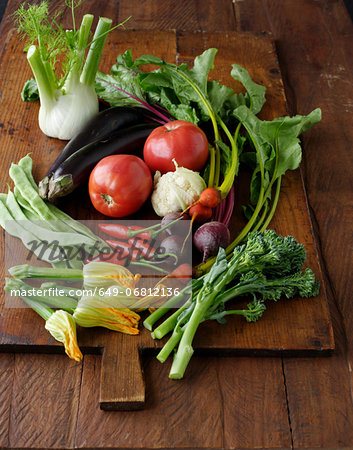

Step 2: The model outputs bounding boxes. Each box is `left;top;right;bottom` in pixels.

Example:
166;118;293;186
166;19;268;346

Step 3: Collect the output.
236;106;321;178
95;50;147;107
96;48;240;190
21;78;39;101
234;106;322;228
136;51;220;123
230;64;266;114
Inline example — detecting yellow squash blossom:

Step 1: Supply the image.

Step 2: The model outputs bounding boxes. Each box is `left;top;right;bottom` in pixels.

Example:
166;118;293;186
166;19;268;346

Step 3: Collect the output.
45;310;83;362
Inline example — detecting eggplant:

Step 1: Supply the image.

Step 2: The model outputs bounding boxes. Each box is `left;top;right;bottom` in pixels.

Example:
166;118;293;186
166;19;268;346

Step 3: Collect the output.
46;123;158;203
39;106;145;198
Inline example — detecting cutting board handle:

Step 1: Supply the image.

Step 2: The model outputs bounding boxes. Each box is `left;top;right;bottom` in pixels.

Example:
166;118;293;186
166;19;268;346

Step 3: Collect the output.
99;332;145;411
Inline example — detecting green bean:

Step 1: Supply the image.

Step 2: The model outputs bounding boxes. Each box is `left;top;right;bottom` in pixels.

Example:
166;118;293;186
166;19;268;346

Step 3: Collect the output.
9;164;57;222
14;186;36;214
10;164;99;242
0;197;66;268
7;189;97;249
12;160;104;243
18;154;38;191
47;202;105;243
2;157;105;270
0;196;24;239
13;156;45;214
6;190;32;221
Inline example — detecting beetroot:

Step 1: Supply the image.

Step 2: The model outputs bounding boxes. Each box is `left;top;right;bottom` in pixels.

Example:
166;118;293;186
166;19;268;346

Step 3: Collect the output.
193;221;230;263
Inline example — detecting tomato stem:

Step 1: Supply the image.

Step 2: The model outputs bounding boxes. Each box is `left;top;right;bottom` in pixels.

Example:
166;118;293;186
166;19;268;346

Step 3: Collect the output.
100;193;114;205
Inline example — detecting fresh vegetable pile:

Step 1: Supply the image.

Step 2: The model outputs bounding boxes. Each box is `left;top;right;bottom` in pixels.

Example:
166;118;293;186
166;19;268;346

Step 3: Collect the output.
0;0;324;378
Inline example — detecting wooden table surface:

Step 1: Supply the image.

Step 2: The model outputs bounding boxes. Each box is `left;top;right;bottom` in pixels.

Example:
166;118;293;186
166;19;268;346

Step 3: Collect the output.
0;1;352;449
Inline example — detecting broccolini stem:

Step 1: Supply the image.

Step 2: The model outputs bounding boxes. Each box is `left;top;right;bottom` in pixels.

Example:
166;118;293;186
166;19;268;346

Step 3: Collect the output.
156;324;185;363
151;297;193;339
143;287;191;331
169;297;212;379
211;283;261;310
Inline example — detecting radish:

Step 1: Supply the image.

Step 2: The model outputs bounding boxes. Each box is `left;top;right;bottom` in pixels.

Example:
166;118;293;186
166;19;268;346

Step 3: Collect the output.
198;187;222;208
161;212;189;235
188;203;213;223
193;221;231;263
158;234;185;265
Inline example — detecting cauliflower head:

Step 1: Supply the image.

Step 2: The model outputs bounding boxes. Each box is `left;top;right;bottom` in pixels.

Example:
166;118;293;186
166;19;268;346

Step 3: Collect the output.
151;165;207;217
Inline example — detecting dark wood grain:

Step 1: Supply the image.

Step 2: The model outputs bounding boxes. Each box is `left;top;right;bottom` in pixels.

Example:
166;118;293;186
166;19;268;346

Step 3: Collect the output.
0;354;14;448
119;0;236;32
76;354;293;449
219;357;292;449
234;0;353;447
8;354;82;449
76;354;225;449
284;354;353;448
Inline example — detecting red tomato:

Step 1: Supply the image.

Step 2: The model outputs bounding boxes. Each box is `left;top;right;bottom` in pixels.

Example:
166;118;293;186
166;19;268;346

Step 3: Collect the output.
89;155;152;218
143;120;209;173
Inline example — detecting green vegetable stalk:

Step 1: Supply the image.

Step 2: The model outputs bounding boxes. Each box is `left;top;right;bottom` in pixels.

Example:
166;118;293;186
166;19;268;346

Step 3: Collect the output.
6;262;142;336
195;107;322;275
144;230;320;379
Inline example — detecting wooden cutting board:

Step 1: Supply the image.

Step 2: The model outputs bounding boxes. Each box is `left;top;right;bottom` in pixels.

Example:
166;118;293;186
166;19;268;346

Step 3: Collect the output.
0;29;334;410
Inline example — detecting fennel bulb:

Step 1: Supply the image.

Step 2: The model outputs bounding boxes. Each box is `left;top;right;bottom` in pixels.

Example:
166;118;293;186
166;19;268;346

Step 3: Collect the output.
37;77;98;140
15;2;127;140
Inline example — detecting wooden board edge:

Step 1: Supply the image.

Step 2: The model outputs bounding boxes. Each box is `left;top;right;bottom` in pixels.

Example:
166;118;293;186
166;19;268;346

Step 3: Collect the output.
298;167;335;349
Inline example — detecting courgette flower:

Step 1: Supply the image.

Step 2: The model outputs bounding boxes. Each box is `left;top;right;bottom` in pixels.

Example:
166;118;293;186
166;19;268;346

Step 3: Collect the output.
45;310;82;362
83;261;140;290
73;294;140;335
